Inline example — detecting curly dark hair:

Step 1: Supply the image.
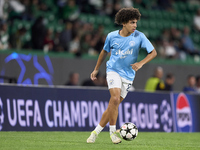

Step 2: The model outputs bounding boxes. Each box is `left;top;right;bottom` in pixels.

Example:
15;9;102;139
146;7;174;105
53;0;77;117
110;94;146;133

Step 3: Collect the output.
115;8;141;25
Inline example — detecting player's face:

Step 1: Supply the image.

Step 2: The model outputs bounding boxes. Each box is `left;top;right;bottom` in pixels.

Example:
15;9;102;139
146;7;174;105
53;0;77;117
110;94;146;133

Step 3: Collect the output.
123;19;137;33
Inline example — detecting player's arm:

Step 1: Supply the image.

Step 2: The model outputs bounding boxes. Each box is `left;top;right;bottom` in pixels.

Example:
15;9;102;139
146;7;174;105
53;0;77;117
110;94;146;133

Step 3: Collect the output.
131;49;157;71
91;49;108;81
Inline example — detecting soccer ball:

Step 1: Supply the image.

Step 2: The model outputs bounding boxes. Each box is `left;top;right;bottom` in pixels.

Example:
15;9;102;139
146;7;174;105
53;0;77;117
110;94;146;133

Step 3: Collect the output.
119;122;138;141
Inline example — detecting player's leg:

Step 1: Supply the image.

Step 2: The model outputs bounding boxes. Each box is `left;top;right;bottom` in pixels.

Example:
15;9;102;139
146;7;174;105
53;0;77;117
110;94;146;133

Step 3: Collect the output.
108;76;132;135
111;77;132;137
98;90;124;128
105;72;124;144
108;90;123;144
87;88;121;144
87;72;118;143
87;72;126;144
107;88;121;125
86;109;109;143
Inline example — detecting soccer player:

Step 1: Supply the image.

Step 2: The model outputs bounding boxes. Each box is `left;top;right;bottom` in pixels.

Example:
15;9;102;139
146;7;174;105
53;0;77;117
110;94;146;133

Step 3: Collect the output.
87;7;157;144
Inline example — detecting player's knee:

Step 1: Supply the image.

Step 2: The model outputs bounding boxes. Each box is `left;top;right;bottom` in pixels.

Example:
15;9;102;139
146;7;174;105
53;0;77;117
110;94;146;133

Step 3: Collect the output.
111;96;120;106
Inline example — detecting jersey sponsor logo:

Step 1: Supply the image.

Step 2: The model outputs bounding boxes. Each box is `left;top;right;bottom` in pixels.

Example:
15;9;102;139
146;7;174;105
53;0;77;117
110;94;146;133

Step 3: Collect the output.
115;49;133;59
176;93;192;132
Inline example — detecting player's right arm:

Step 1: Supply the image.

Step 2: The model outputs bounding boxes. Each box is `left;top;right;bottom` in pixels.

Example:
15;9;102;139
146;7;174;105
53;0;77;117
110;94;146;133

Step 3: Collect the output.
91;49;108;81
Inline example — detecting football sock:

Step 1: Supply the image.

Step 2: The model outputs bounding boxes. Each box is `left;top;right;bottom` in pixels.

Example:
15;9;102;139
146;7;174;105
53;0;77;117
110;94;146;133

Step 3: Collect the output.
94;124;104;135
109;125;116;135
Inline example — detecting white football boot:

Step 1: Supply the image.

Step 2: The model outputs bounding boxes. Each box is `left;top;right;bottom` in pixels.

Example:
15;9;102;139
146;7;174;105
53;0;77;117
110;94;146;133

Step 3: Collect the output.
110;132;122;144
87;131;98;143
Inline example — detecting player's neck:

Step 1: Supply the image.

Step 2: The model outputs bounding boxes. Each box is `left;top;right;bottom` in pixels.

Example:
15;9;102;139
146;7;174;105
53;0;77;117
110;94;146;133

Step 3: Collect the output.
119;28;132;37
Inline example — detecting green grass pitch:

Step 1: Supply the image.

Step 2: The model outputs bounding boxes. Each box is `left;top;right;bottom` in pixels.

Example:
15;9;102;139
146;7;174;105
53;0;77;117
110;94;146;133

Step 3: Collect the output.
0;132;200;150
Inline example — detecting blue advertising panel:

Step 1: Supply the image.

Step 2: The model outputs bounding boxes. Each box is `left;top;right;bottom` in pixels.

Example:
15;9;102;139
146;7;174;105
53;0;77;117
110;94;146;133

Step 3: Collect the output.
172;93;200;132
0;85;200;132
0;85;111;131
119;92;172;132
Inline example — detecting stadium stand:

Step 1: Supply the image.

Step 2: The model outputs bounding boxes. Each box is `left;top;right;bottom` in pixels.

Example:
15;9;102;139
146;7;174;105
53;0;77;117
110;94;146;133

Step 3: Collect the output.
0;0;200;62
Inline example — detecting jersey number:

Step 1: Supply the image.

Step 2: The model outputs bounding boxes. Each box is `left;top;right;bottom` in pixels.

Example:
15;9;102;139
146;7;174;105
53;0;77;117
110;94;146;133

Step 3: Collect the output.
126;84;132;91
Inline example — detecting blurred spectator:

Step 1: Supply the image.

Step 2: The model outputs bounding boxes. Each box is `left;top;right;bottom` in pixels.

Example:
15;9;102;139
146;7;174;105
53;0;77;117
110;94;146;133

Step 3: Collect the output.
170;28;182;51
196;75;200;93
88;33;101;55
157;29;170;58
9;27;27;49
183;75;197;93
82;72;104;86
157;0;174;11
94;34;106;53
57;0;67;7
110;1;122;18
181;26;200;56
1;0;200;63
59;21;73;51
92;25;105;53
65;72;80;86
158;27;187;60
80;33;93;54
69;35;80;54
123;0;133;8
31;16;47;50
134;0;149;9
8;0;25;20
0;0;7;20
53;31;65;52
88;0;104;14
156;73;175;91
31;0;49;15
104;2;114;16
145;66;164;92
19;0;33;21
43;28;54;52
0;21;9;50
162;40;177;59
71;20;81;39
193;8;200;32
79;0;94;14
60;0;79;21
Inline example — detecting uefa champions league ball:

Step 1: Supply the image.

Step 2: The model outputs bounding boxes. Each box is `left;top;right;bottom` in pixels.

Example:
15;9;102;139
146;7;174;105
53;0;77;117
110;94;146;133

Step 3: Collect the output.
119;122;138;141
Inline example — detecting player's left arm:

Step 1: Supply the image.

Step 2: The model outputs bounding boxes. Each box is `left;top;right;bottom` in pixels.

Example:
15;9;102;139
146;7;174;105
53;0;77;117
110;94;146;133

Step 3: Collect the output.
131;49;157;71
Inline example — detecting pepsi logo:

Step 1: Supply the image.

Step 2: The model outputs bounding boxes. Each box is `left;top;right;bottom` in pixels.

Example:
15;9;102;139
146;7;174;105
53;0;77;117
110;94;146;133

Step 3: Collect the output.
176;93;192;132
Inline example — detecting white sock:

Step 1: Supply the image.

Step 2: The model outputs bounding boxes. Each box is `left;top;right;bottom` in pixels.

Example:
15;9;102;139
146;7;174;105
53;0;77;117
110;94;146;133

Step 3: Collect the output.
109;125;116;135
94;124;104;135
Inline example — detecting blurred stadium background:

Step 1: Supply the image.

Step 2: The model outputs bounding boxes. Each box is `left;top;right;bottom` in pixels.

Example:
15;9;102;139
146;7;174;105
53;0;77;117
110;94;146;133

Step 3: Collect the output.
1;0;200;135
0;0;200;91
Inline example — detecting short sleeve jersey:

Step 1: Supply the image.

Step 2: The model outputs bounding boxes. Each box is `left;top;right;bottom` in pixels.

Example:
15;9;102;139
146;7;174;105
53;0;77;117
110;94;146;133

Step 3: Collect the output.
103;30;154;81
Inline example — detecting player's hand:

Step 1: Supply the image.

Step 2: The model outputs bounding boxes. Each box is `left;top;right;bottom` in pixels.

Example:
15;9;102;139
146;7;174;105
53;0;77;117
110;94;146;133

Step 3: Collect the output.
90;70;99;81
131;62;143;71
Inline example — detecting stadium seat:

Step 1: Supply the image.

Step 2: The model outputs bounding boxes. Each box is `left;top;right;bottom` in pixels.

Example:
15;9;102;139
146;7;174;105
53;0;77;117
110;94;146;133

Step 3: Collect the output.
79;14;88;22
87;15;96;24
95;17;104;25
149;20;157;29
154;10;163;19
103;16;112;26
141;19;149;28
156;21;164;30
191;33;200;43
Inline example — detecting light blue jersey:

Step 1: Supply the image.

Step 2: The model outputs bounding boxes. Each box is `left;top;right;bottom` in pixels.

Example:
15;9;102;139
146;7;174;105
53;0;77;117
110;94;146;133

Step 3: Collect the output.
103;30;154;81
